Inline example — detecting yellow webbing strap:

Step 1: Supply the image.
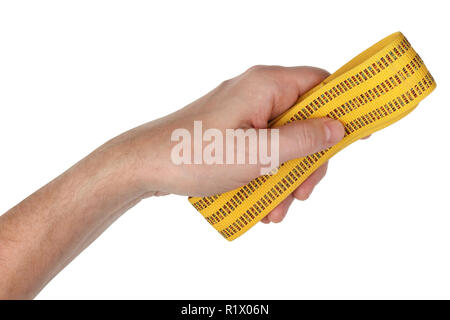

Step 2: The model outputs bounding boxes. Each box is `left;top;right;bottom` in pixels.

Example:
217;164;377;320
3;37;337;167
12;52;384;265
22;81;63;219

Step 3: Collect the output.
188;32;436;241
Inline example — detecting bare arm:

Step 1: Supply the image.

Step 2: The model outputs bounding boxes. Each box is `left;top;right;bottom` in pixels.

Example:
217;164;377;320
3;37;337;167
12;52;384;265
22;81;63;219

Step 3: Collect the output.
0;138;151;298
0;66;345;299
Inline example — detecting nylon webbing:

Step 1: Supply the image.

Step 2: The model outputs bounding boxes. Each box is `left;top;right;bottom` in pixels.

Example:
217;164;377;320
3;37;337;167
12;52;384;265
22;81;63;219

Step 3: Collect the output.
188;32;436;241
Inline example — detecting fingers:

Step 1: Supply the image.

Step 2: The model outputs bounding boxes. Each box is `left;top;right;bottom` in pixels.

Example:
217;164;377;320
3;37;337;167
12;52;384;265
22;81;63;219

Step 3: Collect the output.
241;65;330;120
261;162;328;224
293;161;328;200
277;118;345;164
261;195;294;224
261;215;271;224
250;118;341;181
267;66;331;119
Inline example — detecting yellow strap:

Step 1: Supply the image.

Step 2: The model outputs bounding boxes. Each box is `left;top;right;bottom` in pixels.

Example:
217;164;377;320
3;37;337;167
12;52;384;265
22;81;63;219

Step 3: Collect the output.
188;32;436;241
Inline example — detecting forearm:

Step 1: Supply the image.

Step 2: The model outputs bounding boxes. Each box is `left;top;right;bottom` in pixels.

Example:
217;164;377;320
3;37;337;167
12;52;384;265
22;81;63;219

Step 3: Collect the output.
0;138;148;299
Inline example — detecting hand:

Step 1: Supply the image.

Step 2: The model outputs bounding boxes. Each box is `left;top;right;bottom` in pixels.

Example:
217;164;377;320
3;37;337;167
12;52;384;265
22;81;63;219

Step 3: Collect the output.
0;65;346;298
108;65;345;223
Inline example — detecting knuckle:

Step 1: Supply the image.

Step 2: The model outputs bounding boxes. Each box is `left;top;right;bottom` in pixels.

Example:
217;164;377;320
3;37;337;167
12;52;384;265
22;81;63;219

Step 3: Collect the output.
296;122;325;154
311;66;331;78
244;65;277;78
246;65;266;74
272;214;284;223
218;78;232;89
244;65;280;87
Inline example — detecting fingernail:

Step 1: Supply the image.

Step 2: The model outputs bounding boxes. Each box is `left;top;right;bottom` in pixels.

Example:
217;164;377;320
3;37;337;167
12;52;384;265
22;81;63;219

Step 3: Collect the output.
324;119;345;144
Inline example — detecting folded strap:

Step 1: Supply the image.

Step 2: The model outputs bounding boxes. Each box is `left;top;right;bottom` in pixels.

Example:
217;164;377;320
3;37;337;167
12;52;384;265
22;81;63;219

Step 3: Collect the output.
188;32;436;241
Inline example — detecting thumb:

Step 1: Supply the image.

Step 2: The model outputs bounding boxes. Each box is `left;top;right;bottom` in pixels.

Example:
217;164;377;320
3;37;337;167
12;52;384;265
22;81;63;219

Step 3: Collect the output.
277;118;345;163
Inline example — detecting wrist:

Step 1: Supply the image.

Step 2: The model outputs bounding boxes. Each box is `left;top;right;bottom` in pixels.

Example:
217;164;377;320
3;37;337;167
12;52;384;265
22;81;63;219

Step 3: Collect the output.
96;126;169;200
85;140;148;203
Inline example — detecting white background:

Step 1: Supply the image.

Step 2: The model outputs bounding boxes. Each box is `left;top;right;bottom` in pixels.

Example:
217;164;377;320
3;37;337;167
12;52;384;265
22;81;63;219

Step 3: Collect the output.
0;0;449;299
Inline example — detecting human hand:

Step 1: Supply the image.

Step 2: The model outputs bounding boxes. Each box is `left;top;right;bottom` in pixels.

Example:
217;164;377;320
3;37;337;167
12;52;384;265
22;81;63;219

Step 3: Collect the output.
107;66;345;223
0;66;346;298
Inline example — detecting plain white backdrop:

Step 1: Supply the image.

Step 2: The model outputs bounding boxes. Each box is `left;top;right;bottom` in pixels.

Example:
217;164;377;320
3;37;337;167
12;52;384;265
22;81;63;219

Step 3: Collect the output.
0;0;449;299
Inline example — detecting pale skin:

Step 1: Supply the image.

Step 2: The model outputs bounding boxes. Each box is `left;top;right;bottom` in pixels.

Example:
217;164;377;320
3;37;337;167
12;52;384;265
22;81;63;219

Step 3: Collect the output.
0;65;357;299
